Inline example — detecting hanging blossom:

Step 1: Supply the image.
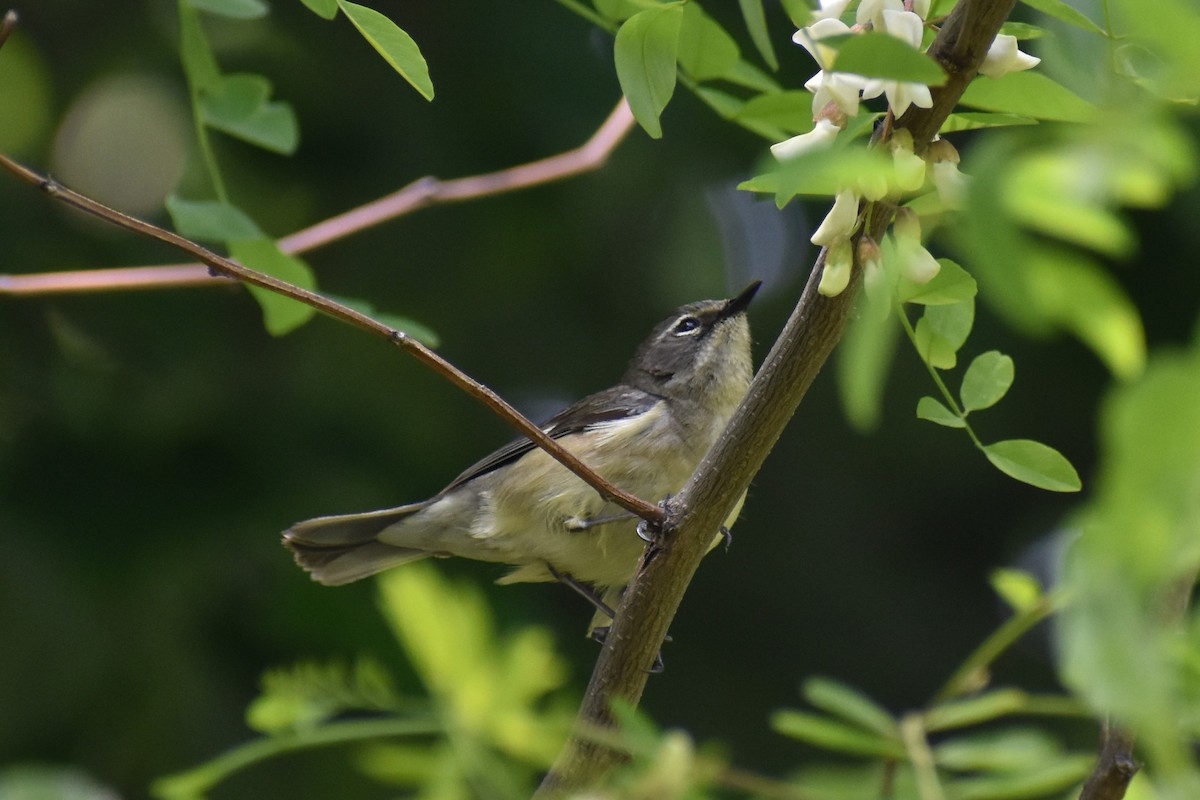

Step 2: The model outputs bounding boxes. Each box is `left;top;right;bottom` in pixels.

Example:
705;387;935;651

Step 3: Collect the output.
892;208;941;284
979;34;1040;79
819;237;854;297
810;188;861;247
770;117;842;161
926;137;967;208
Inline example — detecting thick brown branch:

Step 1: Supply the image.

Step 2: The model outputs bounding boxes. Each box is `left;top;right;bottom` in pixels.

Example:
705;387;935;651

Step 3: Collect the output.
0;152;661;523
536;0;1018;793
0;100;634;296
1078;722;1138;800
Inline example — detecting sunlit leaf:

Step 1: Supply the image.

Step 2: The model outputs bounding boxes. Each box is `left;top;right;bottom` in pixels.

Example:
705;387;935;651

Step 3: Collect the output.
740;146;891;206
940;112;1038;133
733;91;814;137
959;71;1094;123
935;727;1063;773
946;757;1095;799
166;196;263;242
913;300;974;370
677;4;739;81
229;238;318;335
830;31;946;85
614;4;684;138
737;0;778;70
983;439;1081;492
186;0;268;19
338;1;434;100
960;351;1014;412
999;21;1047;40
917;396;965;428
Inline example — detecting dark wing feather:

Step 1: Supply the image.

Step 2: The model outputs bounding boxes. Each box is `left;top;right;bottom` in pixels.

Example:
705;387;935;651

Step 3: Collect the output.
438;385;663;494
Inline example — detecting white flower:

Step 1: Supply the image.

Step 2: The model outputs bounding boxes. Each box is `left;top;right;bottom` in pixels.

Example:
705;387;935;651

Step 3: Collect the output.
805;69;868;117
819;237;854;297
911;0;932;20
810;0;852;22
793;17;852;70
811;189;861;246
979;34;1040;79
892;209;940;283
770;118;841;161
931;160;967;207
855;0;902;30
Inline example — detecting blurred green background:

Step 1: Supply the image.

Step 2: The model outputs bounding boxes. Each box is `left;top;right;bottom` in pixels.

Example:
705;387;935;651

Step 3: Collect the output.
2;1;1198;798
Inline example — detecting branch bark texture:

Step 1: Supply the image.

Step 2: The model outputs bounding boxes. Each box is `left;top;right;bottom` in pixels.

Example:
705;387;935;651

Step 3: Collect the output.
537;0;1019;792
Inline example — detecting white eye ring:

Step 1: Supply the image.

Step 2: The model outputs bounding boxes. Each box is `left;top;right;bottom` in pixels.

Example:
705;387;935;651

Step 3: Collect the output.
672;316;702;336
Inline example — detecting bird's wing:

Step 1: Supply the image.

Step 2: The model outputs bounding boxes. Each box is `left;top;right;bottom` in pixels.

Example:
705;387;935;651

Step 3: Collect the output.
438;385;663;494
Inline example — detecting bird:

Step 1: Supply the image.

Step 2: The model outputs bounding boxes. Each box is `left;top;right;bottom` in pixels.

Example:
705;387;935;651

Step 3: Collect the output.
283;281;759;628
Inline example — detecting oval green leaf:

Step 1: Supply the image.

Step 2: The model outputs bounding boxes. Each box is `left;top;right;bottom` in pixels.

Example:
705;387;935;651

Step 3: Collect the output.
166;196;263;242
301;0;338;19
677;4;740;81
899;258;978;305
337;1;434;101
229;238;317;335
831;31;947;85
615;4;684;139
960;351;1015;412
959;71;1094;123
186;0;268;19
201;74;298;154
802;677;898;737
772;710;906;758
983;439;1082;492
917;396;966;428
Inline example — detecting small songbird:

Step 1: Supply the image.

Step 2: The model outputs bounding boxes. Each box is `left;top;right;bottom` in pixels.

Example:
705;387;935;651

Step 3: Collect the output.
283;282;759;625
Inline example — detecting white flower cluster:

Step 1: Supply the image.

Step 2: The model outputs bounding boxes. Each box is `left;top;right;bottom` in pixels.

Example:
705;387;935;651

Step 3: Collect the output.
774;0;1038;297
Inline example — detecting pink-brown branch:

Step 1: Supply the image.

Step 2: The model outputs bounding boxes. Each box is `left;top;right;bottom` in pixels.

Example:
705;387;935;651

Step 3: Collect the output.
0;99;635;296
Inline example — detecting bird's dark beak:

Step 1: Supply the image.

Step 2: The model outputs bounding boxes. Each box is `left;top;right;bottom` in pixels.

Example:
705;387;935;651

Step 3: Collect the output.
720;280;762;319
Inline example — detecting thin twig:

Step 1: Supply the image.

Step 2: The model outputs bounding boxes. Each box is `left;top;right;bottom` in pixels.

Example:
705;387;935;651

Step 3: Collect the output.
0;152;661;523
0;99;636;296
535;0;1021;793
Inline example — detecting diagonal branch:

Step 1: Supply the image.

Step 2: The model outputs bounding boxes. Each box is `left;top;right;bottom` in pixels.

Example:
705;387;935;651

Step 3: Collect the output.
535;0;1020;793
0;152;661;524
0;99;635;295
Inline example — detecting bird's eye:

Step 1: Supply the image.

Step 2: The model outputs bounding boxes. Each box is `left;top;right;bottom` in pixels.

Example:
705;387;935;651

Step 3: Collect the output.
672;316;701;336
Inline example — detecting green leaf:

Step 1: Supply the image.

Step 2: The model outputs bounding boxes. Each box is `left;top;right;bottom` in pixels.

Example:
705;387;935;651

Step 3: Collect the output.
300;0;337;19
837;296;899;432
772;711;906;759
983;439;1082;492
740;146;892;206
166;196;263;242
722;59;784;93
924;689;1030;732
947;757;1095;800
178;3;221;92
960;351;1015;412
990;569;1044;615
899;258;978;305
186;0;268;19
337;1;434;101
999;21;1048;40
614;4;684;138
917;396;966;428
959;71;1095;123
935;728;1065;773
733;91;814;137
201;73;298;154
1019;0;1105;35
245;658;400;734
802;677;898;738
677;4;740;81
913;300;974;370
737;0;778;70
831;32;947;85
228;238;318;335
939;112;1038;133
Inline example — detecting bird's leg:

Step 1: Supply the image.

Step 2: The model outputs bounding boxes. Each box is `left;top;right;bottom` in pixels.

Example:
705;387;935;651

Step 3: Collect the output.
549;566;670;674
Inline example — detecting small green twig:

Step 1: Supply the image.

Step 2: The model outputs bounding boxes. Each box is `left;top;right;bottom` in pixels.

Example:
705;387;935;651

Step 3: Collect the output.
932;592;1061;704
152;716;442;799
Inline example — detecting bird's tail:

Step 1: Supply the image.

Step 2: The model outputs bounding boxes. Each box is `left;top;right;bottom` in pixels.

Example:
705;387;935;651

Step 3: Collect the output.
282;502;435;586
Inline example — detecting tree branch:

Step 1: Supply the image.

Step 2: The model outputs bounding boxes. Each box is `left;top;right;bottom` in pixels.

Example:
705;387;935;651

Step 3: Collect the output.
0;152;661;523
0;99;635;295
536;0;1019;792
